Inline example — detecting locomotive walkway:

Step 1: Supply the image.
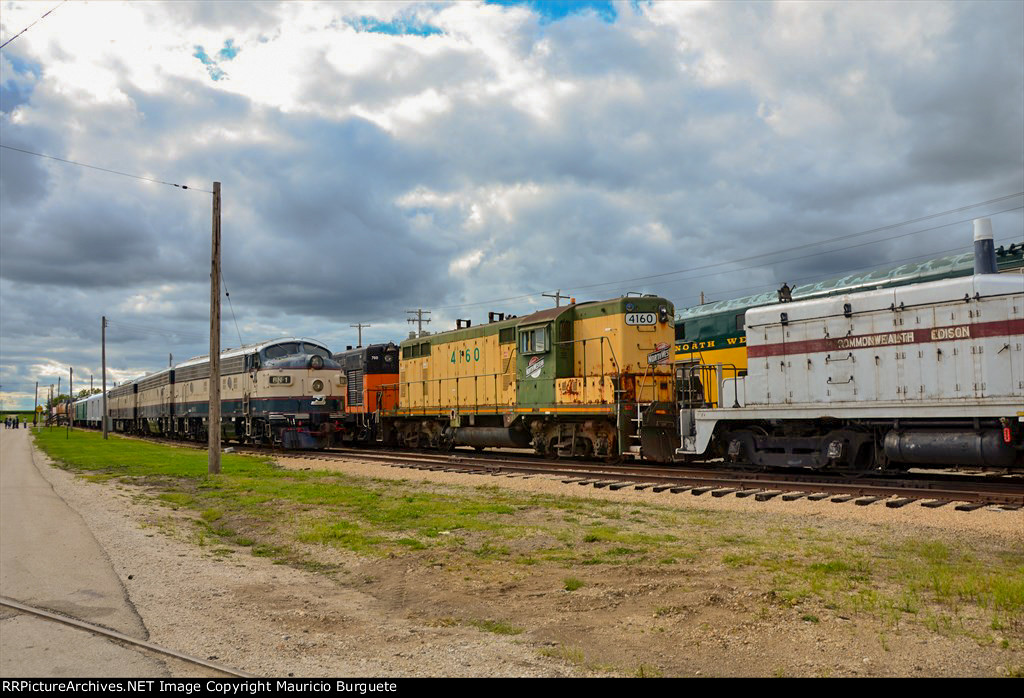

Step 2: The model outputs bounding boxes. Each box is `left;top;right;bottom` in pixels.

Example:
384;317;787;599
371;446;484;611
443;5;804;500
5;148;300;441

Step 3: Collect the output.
0;427;170;677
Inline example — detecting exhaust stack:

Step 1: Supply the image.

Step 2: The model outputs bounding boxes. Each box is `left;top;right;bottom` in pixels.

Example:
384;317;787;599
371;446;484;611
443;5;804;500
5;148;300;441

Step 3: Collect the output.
973;217;998;274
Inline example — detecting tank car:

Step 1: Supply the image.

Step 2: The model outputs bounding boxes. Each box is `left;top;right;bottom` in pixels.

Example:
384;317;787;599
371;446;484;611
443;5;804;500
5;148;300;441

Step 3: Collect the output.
676;222;1023;471
382;295;676;460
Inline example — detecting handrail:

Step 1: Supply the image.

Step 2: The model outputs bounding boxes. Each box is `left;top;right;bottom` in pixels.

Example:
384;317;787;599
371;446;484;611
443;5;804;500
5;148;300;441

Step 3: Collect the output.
554;335;621;377
678;362;742;409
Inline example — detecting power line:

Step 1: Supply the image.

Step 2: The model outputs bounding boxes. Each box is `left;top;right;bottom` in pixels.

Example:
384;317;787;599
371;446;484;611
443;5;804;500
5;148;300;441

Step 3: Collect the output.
434;196;1024;311
599;204;1024;299
105;320;208;342
677;233;1023;308
0;144;212;193
221;274;244;348
0;1;66;50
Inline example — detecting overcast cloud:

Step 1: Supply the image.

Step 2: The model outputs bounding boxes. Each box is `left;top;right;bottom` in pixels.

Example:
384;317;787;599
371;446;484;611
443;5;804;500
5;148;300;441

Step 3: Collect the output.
1;0;1022;409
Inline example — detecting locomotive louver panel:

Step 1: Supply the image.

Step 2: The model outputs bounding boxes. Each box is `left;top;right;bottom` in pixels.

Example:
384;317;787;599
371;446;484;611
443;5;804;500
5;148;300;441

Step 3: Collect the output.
347;370;364;407
137;373;170;391
176;363;210;382
221;356;246;375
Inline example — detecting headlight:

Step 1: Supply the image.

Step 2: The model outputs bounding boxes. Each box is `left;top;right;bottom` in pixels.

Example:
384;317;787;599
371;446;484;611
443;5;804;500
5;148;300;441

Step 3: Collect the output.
312;379;324;392
310;355;324;370
658;305;669;323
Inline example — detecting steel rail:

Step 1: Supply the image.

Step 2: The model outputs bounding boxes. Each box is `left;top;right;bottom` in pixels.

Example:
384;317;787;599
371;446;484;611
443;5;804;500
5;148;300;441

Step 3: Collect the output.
0;596;255;678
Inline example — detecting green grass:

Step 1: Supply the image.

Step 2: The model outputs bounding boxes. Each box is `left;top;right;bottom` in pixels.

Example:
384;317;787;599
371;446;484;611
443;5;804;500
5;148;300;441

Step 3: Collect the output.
31;428;1024;646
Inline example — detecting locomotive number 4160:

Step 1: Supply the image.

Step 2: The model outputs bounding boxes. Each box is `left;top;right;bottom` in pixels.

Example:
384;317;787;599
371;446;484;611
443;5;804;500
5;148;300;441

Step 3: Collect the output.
625;312;657;326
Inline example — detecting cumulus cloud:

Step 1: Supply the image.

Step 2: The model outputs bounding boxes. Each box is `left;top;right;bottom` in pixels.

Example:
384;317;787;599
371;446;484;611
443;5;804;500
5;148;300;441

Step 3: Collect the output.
0;0;1021;408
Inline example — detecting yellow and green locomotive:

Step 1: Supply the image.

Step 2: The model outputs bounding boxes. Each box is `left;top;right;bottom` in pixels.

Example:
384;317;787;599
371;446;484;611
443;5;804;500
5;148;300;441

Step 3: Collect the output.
384;295;676;460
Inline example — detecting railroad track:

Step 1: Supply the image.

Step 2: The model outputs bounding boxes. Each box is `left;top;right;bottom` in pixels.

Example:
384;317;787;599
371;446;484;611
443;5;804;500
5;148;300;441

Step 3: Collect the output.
0;596;253;677
80;431;1024;510
278;447;1024;511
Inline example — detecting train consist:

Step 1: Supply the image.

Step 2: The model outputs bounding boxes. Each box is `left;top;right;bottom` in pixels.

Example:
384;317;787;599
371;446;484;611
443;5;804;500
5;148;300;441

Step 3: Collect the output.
73;223;1023;469
77;338;346;449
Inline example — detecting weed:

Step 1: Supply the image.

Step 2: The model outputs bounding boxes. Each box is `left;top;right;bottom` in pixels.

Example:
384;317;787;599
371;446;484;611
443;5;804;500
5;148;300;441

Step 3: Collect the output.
564;577;584;592
469;619;523;636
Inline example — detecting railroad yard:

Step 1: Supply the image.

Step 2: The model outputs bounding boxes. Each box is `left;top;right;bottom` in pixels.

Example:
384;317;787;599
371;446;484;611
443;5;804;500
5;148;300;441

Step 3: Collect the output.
3;426;1021;678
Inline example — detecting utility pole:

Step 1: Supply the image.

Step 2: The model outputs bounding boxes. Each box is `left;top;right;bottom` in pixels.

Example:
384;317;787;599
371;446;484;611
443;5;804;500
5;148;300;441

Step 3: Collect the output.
34;382;38;426
542;290;570;307
209;181;222;475
67;366;73;437
350;323;371;348
102;316;108;439
406;309;431;337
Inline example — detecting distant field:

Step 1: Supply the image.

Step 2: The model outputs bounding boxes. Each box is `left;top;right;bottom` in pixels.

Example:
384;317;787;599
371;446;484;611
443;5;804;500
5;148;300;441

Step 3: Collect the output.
31;428;1024;677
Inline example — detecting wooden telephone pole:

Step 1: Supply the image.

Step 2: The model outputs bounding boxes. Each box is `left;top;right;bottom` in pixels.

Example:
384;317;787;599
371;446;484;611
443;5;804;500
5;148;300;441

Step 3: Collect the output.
406;309;431;337
350;323;371;348
209;182;221;475
542;290;570;307
102;316;108;439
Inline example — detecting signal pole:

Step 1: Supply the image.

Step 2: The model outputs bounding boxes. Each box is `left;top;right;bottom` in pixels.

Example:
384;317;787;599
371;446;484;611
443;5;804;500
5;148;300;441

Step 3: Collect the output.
406;309;431;337
102;316;108;439
209;182;222;475
67;366;72;437
350;323;371;348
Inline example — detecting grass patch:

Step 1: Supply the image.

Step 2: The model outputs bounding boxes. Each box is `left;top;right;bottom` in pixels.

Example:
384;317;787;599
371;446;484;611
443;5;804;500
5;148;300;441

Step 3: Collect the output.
469;619;523;635
30;428;1024;650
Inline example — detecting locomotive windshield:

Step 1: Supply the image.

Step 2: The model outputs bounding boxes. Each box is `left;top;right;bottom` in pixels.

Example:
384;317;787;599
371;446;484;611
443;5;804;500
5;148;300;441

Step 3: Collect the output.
261;341;332;362
303;343;331;359
262;342;300;360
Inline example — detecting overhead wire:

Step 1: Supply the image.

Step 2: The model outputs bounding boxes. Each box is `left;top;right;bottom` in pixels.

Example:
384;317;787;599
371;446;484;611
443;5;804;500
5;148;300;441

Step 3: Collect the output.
596;204;1024;299
105;320;208;342
675;233;1023;308
0;1;66;50
434;198;1024;311
0;144;212;194
221;274;245;348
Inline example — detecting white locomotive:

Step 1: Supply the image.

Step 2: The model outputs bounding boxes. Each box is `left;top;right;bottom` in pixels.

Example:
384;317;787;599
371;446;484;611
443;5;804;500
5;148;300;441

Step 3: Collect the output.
88;338;345;449
677;220;1023;471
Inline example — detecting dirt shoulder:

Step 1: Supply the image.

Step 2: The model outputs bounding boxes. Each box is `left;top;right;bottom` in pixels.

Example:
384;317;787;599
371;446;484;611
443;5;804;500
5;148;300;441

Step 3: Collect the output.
32;438;1024;677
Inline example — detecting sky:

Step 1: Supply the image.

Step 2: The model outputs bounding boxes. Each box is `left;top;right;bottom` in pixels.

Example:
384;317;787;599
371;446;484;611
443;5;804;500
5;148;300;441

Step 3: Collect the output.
1;0;1022;410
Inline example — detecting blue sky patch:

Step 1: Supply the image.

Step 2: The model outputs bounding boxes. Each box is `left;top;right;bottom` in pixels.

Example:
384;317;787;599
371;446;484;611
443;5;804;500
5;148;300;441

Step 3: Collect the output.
347;15;444;37
218;39;239;61
193;41;236;81
486;1;618;23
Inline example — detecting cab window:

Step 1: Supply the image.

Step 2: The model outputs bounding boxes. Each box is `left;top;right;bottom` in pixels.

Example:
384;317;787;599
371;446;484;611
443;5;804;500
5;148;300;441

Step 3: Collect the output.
303;343;330;359
519;327;547;354
264;342;299;360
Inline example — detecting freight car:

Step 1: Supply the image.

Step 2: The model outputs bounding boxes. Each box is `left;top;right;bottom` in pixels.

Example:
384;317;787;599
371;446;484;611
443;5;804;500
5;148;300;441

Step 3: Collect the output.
97;337;345;449
676;220;1024;471
382;295;676;461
